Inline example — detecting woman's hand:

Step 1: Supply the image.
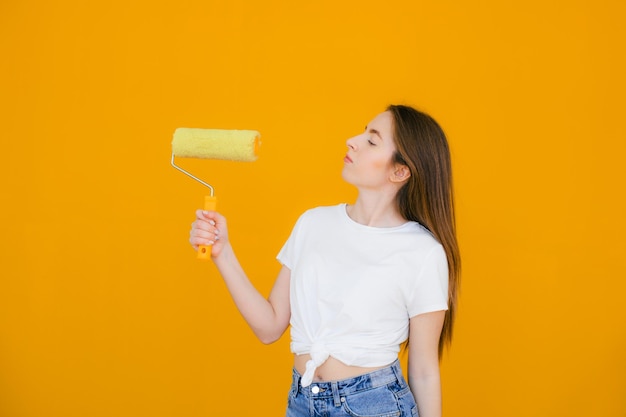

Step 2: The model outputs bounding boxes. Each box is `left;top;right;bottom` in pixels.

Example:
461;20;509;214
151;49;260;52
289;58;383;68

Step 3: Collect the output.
189;209;229;258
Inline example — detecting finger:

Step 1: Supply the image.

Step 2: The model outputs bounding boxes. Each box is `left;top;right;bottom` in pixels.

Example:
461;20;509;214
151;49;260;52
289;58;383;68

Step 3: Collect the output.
190;236;214;248
192;218;215;232
191;225;219;238
199;209;219;220
193;221;220;237
195;209;218;225
203;210;227;227
190;226;220;242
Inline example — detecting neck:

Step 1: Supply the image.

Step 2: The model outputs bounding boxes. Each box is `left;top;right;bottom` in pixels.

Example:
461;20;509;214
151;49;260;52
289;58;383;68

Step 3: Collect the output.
347;189;406;228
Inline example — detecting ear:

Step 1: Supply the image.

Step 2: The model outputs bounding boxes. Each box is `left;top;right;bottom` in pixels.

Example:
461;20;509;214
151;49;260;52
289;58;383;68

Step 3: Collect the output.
390;163;411;183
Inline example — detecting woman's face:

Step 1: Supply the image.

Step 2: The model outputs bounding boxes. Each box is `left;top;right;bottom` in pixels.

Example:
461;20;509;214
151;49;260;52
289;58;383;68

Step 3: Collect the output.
342;111;400;190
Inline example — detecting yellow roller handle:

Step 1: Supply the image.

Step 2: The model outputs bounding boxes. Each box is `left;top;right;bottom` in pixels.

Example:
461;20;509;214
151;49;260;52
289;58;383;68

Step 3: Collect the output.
198;195;217;260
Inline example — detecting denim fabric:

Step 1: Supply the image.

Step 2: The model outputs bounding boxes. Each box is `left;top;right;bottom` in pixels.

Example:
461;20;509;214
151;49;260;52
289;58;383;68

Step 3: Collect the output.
286;360;418;417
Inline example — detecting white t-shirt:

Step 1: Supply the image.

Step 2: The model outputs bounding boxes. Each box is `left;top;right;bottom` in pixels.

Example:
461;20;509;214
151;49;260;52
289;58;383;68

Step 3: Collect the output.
277;204;448;387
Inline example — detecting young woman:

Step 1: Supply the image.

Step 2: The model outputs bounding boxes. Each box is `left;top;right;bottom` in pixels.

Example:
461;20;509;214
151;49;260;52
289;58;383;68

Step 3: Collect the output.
189;104;460;417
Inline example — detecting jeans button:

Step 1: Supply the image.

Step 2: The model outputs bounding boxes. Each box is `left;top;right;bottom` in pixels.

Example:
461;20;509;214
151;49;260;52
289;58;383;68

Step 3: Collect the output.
311;385;320;394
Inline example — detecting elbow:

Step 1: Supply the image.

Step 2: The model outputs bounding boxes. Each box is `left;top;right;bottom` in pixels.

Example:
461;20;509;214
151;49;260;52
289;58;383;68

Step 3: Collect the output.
256;330;283;345
259;336;278;345
253;318;289;344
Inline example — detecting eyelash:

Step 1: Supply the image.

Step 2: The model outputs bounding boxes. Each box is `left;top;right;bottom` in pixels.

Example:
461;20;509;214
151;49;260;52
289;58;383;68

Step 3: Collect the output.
364;127;377;146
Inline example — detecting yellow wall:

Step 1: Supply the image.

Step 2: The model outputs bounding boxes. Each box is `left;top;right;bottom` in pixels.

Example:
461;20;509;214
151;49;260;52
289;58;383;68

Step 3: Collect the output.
1;1;624;416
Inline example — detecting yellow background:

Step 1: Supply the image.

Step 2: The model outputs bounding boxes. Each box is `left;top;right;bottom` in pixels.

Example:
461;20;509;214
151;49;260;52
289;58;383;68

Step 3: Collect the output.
1;1;624;416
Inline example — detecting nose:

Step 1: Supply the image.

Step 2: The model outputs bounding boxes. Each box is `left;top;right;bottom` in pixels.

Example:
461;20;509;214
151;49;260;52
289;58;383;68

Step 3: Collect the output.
346;135;357;150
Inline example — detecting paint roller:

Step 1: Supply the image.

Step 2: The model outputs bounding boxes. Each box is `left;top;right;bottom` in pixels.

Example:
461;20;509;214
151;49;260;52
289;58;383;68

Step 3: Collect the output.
171;128;261;259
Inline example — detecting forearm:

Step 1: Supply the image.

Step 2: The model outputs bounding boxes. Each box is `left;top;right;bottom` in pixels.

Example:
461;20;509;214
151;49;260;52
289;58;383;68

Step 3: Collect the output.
409;373;442;417
212;242;284;343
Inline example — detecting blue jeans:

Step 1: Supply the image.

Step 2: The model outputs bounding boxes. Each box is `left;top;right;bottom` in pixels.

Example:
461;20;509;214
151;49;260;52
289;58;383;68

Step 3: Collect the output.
286;360;418;417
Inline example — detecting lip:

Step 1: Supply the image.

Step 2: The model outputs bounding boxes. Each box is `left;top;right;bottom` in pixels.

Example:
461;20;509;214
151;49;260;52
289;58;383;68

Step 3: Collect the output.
344;155;353;163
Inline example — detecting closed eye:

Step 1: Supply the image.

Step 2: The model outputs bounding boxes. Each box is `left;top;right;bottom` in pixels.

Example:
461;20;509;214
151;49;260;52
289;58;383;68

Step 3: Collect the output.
364;125;382;146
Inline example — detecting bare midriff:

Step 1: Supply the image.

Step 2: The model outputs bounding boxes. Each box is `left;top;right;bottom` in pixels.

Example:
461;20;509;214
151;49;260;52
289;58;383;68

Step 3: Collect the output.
294;354;388;382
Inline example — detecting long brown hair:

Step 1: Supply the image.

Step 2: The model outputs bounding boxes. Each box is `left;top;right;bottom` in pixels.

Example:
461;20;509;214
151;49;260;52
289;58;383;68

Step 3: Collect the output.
387;104;461;357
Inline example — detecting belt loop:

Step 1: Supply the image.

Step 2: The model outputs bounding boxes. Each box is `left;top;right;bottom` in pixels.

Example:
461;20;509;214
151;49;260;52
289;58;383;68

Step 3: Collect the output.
391;360;404;387
293;370;301;398
331;381;341;407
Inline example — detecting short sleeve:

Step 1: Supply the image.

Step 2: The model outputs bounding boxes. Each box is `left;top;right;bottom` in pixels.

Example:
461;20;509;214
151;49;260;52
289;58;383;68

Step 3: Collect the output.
406;244;449;318
276;211;308;269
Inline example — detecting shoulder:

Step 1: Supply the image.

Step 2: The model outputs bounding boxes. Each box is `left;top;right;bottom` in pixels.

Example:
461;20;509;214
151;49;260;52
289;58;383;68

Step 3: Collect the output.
297;204;345;223
286;204;345;237
403;222;445;252
303;203;344;216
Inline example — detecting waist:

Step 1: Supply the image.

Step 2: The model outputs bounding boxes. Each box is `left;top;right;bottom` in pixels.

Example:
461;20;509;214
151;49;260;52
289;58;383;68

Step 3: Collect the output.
291;359;404;398
294;354;390;382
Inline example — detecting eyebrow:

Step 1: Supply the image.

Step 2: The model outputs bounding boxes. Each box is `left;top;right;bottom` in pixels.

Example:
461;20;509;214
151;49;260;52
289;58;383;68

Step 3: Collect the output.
365;126;384;140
